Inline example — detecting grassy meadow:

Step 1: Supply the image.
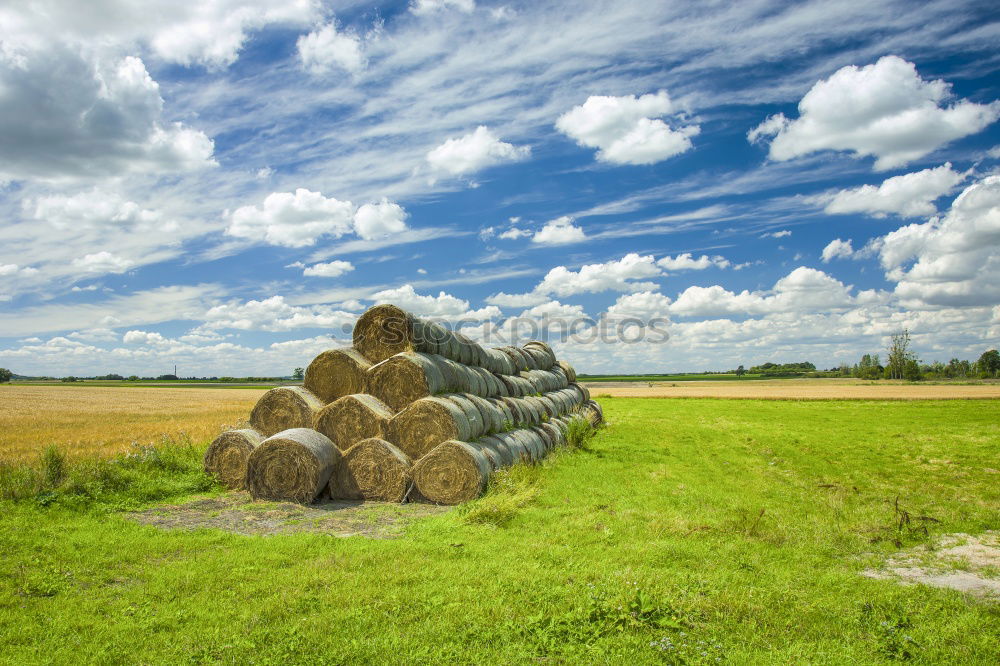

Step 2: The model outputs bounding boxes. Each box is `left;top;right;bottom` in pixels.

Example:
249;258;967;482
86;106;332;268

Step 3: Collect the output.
1;396;999;663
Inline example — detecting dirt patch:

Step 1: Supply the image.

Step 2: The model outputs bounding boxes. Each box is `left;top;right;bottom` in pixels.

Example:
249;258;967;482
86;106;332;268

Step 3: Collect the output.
862;531;1000;599
128;491;451;538
584;379;1000;400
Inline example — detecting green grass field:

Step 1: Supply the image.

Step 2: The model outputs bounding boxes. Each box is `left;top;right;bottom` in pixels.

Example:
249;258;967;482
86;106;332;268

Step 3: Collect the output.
2;398;999;663
579;373;761;381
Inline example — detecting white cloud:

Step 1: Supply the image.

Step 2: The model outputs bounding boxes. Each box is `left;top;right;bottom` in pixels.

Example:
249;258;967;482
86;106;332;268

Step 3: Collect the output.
748;56;1000;170
761;230;792;239
536;253;662;296
302;260;355;277
297;22;365;75
532;216;586;245
555;91;699;165
353;198;409;240
0;50;215;181
499;228;532;240
820;163;967;218
518;300;587;320
605;291;673;319
72;251;133;274
657;253;730;271
226;189;355;247
123;330;168;345
874;175;1000;307
426;126;530;178
370;284;499;320
410;0;475;15
0;264;39;277
485;291;550;308
31;189;167;230
821;238;855;262
200;295;357;332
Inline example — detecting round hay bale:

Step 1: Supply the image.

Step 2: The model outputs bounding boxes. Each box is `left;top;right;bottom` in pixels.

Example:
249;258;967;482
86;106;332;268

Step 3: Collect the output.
568;382;590;403
453;331;476;365
304;348;372;403
367;352;447;411
583;399;604;426
445;394;488;438
204;428;264;489
540;422;563;449
467;440;502;471
523;396;547;424
497;373;520;397
329;437;411;502
523;346;552;371
512;428;544;461
419;320;452;357
478;435;515;467
487;398;514;429
246;428;340;503
531;425;555;452
557;360;577;382
493;374;510;397
537;395;558;418
249;386;325;437
412;440;492;505
353;304;421;364
434;357;462;393
385;395;476;459
314;393;393;449
467;394;503;434
524;341;556;369
495;431;530;464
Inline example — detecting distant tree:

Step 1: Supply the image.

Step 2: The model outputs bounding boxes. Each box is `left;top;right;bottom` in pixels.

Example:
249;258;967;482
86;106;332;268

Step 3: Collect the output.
156;374;179;380
735;365;746;377
0;368;12;383
903;359;922;382
978;349;1000;378
886;329;915;380
127;375;140;381
293;367;305;380
856;353;882;380
61;376;78;382
99;373;124;381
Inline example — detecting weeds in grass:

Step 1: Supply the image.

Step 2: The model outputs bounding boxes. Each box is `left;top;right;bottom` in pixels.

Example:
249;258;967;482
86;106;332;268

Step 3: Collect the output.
868;496;940;548
460;464;541;527
858;602;921;661
0;435;215;510
565;415;597;450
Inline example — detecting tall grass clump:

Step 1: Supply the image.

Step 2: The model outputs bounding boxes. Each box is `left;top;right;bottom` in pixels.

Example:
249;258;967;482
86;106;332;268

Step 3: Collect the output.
565;414;597;450
0;435;216;510
460;463;542;527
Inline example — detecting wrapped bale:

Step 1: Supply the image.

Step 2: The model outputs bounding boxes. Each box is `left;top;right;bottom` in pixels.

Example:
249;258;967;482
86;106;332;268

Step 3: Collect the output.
523;341;556;370
246;428;340;503
582;399;604;427
557;360;577;383
203;428;264;489
368;352;447;410
354;304;489;368
250;386;325;437
385;395;483;460
304;348;372;403
330;438;412;502
314;394;393;449
412;440;493;505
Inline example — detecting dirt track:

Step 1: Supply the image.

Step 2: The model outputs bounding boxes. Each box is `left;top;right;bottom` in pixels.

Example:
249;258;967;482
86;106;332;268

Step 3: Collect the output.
581;379;1000;400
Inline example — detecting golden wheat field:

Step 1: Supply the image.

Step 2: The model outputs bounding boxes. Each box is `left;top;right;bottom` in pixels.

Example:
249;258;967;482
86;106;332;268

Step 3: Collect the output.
0;386;263;461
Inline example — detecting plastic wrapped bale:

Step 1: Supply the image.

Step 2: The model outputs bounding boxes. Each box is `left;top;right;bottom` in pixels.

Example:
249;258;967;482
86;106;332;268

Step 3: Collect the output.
314;394;393;449
249;386;325;437
329;438;412;502
411;440;493;505
353;303;484;367
303;348;372;403
385;395;483;460
522;341;556;370
246;428;340;503
203;428;264;489
582;399;604;427
557;360;577;383
367;352;448;411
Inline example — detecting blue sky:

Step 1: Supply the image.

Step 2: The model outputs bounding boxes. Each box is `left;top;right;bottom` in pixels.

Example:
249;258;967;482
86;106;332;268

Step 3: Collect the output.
1;0;998;376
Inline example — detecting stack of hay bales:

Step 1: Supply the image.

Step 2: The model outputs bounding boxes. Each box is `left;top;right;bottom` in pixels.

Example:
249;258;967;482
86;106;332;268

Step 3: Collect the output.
204;303;603;505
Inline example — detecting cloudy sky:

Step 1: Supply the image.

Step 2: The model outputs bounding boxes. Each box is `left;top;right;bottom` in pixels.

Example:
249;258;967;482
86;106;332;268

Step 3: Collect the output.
1;0;998;377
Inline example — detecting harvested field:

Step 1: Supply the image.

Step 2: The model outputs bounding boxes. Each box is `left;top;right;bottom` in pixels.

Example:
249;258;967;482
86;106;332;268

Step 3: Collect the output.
0;385;263;461
584;378;1000;400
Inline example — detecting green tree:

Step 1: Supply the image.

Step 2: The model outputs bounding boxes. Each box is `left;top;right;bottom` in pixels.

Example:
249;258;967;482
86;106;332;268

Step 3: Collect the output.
0;367;12;383
886;329;915;380
977;349;1000;378
735;365;746;377
293;367;305;380
903;359;922;381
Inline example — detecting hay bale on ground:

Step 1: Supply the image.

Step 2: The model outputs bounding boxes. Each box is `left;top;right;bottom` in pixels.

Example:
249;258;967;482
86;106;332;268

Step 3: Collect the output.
582;399;604;427
246;428;340;503
557;360;577;383
249;386;325;437
314;393;393;449
385;395;481;459
411;440;493;505
367;352;447;410
304;348;372;403
203;428;264;489
522;342;555;370
329;438;411;502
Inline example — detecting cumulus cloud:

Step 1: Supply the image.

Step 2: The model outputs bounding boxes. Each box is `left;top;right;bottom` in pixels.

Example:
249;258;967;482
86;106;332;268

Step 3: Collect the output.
123;330;167;345
499;228;532;240
353;198;409;240
0;49;215;181
873;175;1000;307
820;163;967;218
485;291;550;308
605;291;672;319
302;260;354;277
761;230;792;239
555;91;699;165
30;189;167;230
0;264;39;277
536;253;662;296
371;284;500;320
200;295;357;332
748;56;1000;170
410;0;475;15
297;22;365;74
532;216;586;245
657;253;730;271
426;126;530;178
72;251;133;274
821;238;855;262
227;189;355;247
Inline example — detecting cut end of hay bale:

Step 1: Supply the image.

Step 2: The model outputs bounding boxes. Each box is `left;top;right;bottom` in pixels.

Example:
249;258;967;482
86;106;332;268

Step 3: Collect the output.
249;386;324;438
385;395;469;460
203;428;264;489
314;393;393;449
304;348;372;403
246;428;340;504
367;352;445;411
330;438;412;502
412;440;492;505
353;304;415;364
